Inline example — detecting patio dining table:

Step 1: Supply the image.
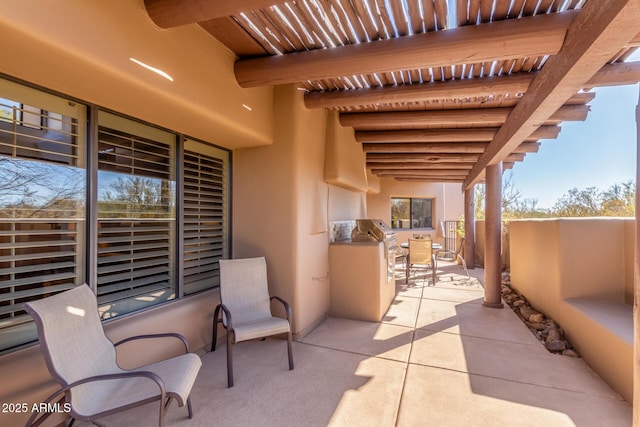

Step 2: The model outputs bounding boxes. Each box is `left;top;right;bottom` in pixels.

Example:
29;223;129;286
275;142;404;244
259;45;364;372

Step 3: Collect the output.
400;242;442;250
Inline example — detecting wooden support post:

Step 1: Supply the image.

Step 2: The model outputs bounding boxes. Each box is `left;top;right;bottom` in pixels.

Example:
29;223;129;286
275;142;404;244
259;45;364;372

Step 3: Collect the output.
633;84;640;426
464;187;476;270
484;163;503;308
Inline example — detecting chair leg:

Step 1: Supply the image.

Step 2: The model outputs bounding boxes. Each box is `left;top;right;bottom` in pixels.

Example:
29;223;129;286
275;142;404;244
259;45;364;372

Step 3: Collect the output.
287;330;294;370
211;304;222;352
226;330;234;388
458;254;470;278
431;255;438;286
187;396;193;419
158;397;166;427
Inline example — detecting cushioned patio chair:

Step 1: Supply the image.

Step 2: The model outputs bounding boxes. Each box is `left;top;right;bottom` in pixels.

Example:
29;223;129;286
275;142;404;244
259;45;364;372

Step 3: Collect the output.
211;257;294;388
436;236;470;278
23;284;201;427
406;238;438;286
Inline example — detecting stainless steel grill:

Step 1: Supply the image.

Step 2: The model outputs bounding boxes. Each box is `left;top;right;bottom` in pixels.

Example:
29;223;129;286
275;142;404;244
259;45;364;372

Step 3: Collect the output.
351;219;396;246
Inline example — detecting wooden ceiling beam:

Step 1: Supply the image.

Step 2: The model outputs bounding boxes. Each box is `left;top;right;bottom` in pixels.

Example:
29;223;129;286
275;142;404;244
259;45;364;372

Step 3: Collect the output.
362;142;540;154
235;11;578;87
199;18;269;57
584;61;640;87
304;62;640;109
367;162;474;170
396;178;465;182
340;105;588;129
144;0;280;29
464;0;640;189
395;178;466;182
356;126;560;143
567;92;596;104
366;153;526;163
305;72;533;109
376;170;470;177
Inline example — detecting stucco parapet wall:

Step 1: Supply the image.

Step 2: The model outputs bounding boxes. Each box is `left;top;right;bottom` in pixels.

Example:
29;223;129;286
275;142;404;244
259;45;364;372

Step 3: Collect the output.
509;217;633;402
510;217;633;302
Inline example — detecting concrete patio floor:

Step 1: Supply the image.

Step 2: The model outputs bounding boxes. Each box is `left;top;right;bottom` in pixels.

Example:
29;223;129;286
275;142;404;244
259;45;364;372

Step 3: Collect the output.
92;262;632;426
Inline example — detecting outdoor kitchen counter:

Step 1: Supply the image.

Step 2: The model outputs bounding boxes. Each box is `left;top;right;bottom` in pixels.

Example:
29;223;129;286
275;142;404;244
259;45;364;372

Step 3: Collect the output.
328;241;395;322
330;240;381;245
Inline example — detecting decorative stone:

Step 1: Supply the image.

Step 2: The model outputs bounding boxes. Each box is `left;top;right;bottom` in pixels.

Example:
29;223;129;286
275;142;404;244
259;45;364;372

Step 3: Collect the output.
501;282;578;357
529;313;544;323
528;322;547;331
546;327;561;344
546;340;566;352
520;306;540;319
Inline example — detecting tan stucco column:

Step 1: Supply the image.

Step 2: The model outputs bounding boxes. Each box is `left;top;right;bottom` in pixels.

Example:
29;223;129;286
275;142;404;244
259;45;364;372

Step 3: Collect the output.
484;163;503;308
464;186;475;269
633;85;640;426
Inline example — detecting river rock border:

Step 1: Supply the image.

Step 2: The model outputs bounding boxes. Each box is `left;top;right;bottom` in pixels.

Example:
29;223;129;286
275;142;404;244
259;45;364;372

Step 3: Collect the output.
501;273;578;358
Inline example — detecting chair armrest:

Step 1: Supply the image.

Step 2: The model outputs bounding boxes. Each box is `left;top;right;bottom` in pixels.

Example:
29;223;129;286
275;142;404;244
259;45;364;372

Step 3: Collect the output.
114;333;190;353
270;296;292;322
25;371;166;427
216;303;233;330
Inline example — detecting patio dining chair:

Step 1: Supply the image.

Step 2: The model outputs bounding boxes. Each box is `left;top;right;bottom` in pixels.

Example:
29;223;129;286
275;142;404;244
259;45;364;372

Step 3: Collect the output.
436;236;470;278
406;238;438;286
23;284;202;427
211;257;294;388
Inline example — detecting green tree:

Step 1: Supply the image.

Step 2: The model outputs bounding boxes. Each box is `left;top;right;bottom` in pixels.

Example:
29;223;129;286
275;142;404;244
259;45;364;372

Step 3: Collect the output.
100;176;175;218
551;180;635;217
473;172;635;220
474;172;548;220
600;181;635;216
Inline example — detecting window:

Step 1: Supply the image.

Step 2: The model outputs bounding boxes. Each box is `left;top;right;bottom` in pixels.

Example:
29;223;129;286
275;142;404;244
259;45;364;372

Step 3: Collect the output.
97;112;176;318
391;198;434;229
182;140;229;295
0;80;86;352
0;78;230;353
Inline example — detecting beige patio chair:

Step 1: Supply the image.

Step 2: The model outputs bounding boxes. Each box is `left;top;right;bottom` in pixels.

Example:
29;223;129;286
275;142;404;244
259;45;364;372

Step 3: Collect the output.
23;284;201;427
406;238;438;285
211;257;294;388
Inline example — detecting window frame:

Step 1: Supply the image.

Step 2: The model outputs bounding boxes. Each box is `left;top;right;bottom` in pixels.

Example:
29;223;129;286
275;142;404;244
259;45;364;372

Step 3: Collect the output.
0;75;231;354
390;197;435;230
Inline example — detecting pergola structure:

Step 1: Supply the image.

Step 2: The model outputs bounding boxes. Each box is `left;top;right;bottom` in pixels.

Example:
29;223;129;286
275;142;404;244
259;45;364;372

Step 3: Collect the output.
144;0;640;419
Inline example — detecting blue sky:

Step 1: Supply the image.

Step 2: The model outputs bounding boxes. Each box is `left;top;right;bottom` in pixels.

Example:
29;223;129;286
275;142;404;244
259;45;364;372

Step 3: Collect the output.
507;80;639;209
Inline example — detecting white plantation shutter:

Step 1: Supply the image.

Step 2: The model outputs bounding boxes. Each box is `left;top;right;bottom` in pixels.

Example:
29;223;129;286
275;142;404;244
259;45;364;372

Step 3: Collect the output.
96;112;176;318
0;80;86;351
183;140;229;295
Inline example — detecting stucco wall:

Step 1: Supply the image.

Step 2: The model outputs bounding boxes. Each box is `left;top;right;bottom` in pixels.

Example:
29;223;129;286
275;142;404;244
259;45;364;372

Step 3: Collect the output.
233;86;367;336
324;111;368;192
0;0;274;149
367;179;464;245
474;220;510;270
510;218;634;402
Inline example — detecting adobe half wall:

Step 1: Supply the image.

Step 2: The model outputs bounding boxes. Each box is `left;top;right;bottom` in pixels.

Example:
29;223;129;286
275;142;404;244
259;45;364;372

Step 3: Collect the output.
510;218;634;402
367;180;464;245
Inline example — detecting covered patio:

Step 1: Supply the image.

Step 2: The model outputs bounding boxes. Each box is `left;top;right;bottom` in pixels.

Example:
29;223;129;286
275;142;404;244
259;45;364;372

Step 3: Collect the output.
1;1;640;426
90;262;631;426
